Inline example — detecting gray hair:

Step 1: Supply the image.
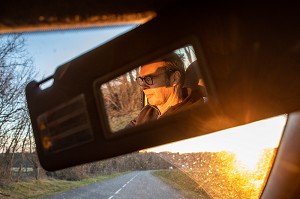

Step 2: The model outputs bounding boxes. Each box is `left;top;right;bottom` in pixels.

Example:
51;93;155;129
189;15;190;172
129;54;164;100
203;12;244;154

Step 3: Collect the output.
156;52;185;86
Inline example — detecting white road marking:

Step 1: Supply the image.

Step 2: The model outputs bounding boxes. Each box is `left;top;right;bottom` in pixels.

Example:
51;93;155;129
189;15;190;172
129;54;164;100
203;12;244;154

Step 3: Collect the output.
107;173;139;199
115;188;122;194
127;174;138;183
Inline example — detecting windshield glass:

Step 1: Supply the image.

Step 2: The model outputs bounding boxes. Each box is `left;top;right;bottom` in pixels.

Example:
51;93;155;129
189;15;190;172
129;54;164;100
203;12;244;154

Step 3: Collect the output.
145;115;286;198
0;26;286;199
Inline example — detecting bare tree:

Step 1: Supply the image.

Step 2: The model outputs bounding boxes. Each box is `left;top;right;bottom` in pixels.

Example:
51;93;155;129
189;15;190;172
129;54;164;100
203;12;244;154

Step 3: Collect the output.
100;69;143;131
184;46;193;64
0;34;36;182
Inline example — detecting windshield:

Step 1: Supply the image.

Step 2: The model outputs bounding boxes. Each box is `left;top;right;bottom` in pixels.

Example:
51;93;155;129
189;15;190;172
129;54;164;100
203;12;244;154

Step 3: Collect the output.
145;115;286;198
0;26;286;199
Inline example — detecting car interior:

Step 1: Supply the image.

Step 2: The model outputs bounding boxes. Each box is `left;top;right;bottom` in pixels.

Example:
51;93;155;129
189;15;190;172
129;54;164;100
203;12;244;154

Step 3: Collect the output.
2;1;300;198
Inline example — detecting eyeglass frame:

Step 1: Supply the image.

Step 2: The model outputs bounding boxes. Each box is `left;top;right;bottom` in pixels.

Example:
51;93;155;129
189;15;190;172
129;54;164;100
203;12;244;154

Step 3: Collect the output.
136;69;175;86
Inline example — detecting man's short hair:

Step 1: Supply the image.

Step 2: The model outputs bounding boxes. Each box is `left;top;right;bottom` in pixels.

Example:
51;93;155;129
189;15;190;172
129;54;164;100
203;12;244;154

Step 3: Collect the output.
155;52;185;86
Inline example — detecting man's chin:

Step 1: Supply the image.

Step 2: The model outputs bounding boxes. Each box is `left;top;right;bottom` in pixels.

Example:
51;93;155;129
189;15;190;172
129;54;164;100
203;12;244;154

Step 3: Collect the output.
147;99;155;106
148;99;162;107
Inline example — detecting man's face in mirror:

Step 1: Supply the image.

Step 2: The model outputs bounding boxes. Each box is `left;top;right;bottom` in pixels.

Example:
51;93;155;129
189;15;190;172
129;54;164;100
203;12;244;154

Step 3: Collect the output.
138;61;182;112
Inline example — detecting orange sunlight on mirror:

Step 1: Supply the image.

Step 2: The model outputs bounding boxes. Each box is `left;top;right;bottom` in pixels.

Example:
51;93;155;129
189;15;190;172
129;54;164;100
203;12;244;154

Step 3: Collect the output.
142;115;287;198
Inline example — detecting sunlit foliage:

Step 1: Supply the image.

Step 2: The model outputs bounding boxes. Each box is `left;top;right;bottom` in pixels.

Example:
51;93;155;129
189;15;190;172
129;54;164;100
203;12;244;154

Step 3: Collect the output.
157;149;277;198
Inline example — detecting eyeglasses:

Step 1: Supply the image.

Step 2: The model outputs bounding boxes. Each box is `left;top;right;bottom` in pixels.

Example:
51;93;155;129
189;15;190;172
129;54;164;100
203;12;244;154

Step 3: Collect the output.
136;71;168;86
136;70;175;86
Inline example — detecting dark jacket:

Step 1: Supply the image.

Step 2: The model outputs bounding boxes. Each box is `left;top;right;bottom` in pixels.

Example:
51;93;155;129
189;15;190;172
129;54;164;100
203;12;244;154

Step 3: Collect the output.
126;87;205;128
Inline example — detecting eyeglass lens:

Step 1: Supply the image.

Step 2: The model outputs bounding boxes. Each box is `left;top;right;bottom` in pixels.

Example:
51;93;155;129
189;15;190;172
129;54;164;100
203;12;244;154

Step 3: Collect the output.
137;76;153;86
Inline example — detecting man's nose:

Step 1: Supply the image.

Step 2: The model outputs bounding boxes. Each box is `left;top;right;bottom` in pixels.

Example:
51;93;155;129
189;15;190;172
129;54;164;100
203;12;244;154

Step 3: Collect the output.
140;81;150;90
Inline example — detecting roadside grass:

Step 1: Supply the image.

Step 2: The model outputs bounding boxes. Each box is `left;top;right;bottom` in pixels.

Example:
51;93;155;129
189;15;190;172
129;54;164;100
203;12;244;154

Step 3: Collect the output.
0;173;124;199
152;169;212;199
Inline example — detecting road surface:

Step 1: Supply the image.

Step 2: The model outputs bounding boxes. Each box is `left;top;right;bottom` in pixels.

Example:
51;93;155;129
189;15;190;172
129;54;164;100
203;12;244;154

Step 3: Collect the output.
44;170;187;199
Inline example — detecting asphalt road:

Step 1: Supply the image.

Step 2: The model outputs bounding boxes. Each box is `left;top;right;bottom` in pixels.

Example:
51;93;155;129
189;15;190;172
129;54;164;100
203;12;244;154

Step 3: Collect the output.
44;170;186;199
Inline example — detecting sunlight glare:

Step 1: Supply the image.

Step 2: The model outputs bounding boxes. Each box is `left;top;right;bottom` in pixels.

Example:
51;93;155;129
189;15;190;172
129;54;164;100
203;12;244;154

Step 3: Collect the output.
144;115;287;171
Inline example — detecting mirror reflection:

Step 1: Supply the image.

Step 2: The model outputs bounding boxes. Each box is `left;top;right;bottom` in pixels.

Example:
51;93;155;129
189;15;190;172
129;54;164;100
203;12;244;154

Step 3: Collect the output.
100;68;144;132
99;45;207;132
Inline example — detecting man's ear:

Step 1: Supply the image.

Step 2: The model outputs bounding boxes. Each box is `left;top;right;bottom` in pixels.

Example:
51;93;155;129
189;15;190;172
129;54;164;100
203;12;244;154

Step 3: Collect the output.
170;71;181;86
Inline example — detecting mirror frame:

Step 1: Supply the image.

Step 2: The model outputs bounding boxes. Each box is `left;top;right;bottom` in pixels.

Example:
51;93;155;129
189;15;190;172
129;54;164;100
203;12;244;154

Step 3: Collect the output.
93;40;210;139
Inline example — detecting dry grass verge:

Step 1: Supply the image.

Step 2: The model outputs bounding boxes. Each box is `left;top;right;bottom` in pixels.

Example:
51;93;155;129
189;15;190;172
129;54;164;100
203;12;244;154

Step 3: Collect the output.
0;173;123;199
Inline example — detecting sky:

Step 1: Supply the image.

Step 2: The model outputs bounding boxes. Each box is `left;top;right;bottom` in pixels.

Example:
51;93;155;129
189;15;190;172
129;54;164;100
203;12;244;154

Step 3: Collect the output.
23;25;136;80
147;115;286;154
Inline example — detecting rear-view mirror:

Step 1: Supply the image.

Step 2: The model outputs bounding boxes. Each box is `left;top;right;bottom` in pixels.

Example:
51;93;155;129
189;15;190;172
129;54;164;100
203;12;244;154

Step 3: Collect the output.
95;45;207;134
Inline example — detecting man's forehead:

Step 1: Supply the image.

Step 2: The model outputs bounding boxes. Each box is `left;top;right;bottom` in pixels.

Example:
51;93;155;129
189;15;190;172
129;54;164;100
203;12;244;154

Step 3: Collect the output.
140;61;166;76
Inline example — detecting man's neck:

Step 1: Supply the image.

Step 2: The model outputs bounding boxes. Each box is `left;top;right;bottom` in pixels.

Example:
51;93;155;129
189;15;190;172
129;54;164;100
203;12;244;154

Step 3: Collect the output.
157;89;183;116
